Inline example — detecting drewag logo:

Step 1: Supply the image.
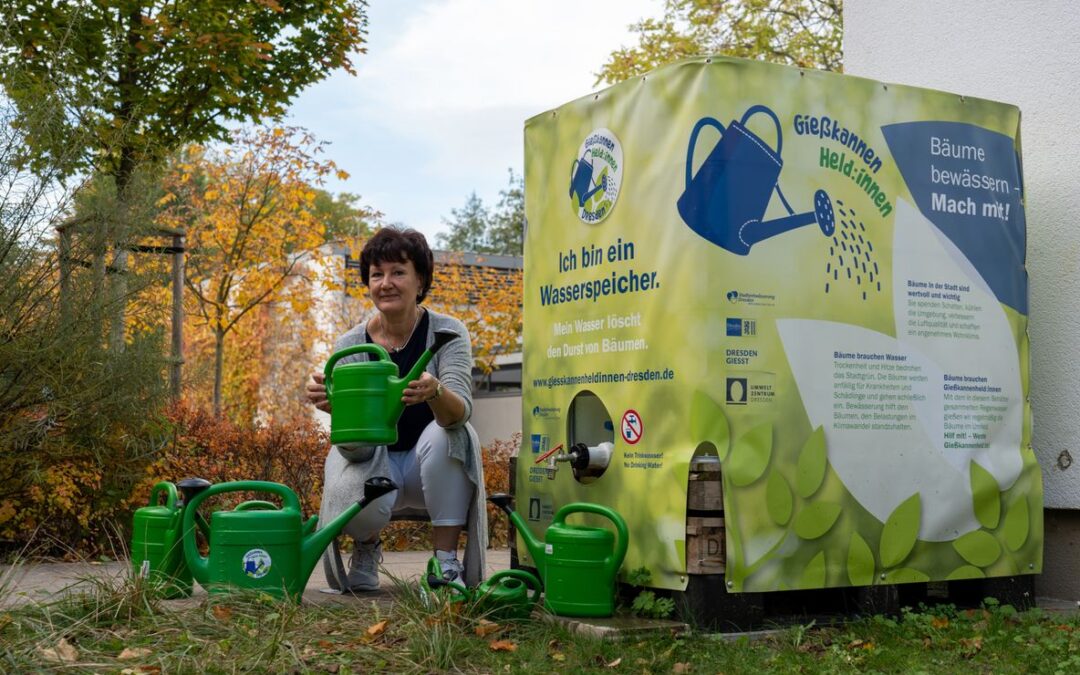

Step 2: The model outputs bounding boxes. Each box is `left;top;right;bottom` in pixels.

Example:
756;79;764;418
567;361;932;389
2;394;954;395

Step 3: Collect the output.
569;128;622;224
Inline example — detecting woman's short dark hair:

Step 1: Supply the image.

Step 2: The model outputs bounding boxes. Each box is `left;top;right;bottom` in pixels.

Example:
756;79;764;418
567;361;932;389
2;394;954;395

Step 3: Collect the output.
360;227;435;303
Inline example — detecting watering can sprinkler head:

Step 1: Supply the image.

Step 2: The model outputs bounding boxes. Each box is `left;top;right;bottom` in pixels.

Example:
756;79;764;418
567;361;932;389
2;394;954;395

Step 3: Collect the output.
358;477;396;508
176;477;212;504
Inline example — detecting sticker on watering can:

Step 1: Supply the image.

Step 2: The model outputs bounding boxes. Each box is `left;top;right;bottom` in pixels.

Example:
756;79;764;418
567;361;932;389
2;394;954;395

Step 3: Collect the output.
242;549;272;579
570;128;622;224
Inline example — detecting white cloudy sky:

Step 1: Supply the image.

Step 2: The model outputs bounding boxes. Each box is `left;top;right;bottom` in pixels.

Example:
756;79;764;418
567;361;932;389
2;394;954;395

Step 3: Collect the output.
287;0;662;241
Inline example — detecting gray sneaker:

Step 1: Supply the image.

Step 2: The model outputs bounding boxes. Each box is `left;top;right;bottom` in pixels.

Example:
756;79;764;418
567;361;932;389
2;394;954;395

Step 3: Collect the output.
347;541;382;591
439;556;464;583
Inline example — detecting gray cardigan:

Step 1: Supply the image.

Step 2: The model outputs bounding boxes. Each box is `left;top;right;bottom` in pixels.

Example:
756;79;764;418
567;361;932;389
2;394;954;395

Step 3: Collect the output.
319;309;489;588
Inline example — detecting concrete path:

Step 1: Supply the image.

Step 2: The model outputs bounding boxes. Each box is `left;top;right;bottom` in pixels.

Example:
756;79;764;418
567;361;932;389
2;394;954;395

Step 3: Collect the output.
0;548;511;609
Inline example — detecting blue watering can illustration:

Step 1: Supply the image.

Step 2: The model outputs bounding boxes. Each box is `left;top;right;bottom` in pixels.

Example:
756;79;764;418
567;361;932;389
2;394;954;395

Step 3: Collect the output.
677;104;835;255
570;154;609;208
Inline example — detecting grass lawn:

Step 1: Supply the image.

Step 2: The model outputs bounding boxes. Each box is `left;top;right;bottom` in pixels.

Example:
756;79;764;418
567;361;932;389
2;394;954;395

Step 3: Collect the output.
2;572;1079;673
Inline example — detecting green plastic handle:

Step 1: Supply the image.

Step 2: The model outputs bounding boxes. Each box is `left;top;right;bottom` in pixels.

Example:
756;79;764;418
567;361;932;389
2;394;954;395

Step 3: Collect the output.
233;500;279;512
484;569;542;604
552;503;630;578
323;344;392;396
149;481;178;511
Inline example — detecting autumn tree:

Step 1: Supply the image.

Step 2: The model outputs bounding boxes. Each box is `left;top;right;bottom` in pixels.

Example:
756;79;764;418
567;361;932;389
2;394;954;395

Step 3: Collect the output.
0;0;369;349
597;0;843;85
437;169;525;256
157;126;344;415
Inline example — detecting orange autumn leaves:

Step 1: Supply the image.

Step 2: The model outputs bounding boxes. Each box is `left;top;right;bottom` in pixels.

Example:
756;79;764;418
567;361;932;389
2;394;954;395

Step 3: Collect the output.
154;126;339;416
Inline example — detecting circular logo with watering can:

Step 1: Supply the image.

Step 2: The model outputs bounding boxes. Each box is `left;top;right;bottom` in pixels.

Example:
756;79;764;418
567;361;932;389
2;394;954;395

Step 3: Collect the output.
242;548;272;579
569;128;622;224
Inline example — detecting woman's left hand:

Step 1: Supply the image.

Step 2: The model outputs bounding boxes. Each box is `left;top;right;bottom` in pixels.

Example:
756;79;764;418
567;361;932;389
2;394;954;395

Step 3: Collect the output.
402;371;442;406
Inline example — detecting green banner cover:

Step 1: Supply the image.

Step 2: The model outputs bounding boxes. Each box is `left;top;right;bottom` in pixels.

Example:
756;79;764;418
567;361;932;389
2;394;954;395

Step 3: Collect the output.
520;56;1040;592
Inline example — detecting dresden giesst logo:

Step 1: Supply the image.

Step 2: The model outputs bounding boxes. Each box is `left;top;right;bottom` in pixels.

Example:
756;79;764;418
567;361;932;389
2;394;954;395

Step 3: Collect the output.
569;128;623;224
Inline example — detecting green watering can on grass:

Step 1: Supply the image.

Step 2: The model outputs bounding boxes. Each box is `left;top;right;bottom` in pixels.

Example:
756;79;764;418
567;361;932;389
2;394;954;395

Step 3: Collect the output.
421;557;542;620
181;477;396;600
324;330;459;449
130;478;211;598
489;494;629;617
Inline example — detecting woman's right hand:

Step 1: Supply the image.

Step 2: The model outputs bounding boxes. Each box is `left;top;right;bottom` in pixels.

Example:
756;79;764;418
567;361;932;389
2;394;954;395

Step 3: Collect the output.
306;372;331;413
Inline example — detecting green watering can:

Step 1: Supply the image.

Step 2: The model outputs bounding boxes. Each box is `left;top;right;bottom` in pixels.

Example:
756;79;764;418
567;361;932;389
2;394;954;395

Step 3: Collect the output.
421;557;542;620
130;478;212;598
489;494;629;617
324;330;459;449
181;477;396;599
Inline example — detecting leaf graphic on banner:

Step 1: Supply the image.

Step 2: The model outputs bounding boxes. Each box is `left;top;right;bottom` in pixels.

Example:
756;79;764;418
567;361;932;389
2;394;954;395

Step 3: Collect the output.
800;550;827;588
847;532;875;586
1003;496;1030;551
766;471;793;525
879;493;921;568
793;502;841;540
969;461;1001;529
953;530;1001;567
727;423;772;487
796;426;828;498
945;565;985;581
689;391;730;461
884;567;930;584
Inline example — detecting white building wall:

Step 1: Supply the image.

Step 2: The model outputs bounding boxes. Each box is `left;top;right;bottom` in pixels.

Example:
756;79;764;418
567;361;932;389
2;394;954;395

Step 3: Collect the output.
845;1;1080;509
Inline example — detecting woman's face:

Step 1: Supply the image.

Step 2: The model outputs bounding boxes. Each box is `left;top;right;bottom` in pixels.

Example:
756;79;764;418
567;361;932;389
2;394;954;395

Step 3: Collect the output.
368;258;423;315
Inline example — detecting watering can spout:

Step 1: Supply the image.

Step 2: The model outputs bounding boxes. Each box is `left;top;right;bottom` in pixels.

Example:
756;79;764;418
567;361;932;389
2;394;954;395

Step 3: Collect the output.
388;330;459;423
299;477;397;586
488;493;547;578
742;189;836;250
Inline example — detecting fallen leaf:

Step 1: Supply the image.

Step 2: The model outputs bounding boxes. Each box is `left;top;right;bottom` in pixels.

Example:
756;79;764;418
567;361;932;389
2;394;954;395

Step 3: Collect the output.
326;665;340;674
120;668;161;675
672;663;692;674
475;620;502;637
931;616;949;629
118;647;152;660
550;652;566;662
366;620;388;637
39;638;78;663
489;639;518;652
317;640;336;651
606;657;622;668
960;636;984;657
847;639;864;649
211;605;233;622
0;614;11;630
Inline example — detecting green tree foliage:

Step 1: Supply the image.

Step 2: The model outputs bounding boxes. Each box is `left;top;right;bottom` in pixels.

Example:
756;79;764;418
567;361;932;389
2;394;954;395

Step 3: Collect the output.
315;190;381;243
0;0;369;350
597;0;843;85
0;0;369;190
437;169;524;256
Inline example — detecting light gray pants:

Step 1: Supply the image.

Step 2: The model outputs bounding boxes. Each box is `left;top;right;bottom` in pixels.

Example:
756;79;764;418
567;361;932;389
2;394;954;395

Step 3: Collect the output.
343;421;471;542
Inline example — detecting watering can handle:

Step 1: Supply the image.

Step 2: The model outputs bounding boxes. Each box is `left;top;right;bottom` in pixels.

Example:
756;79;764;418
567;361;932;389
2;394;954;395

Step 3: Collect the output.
485;569;542;603
685;117;726;192
552;503;629;572
234;500;279;512
149;481;178;510
323;344;392;396
740;105;783;155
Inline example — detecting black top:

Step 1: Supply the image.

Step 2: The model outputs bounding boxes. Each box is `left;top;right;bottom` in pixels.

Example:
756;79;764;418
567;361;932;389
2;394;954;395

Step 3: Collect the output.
367;310;434;452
